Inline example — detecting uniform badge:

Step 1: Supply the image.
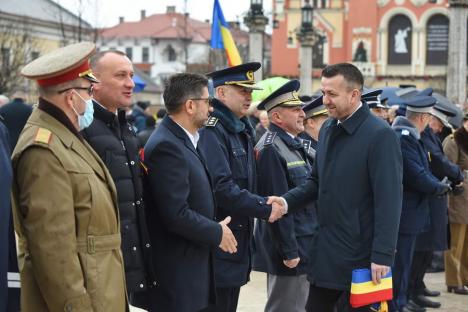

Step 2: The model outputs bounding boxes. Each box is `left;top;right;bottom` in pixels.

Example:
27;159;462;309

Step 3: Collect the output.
264;132;276;145
206;116;218;127
34;128;52;144
401;129;410;136
302;139;311;152
246;70;254;82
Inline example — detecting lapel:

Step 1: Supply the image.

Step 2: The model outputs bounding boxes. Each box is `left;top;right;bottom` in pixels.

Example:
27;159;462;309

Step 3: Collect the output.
162;116;216;194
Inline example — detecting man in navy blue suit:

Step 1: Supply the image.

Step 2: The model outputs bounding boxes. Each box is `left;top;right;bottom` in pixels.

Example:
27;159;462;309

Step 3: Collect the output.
143;73;238;312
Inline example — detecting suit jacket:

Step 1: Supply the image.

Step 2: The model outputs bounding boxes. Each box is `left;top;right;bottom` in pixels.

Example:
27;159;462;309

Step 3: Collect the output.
283;103;403;290
11;99;126;312
143;116;222;312
0;98;32;150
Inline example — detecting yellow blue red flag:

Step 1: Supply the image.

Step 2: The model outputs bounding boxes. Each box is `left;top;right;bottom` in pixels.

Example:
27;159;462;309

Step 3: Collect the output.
350;268;392;311
210;0;242;66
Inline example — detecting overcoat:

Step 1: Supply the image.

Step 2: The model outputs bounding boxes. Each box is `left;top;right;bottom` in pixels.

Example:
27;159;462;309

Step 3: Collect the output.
198;99;271;288
416;126;463;251
283;103;403;290
11;100;127;312
143;116;222;312
443;128;468;224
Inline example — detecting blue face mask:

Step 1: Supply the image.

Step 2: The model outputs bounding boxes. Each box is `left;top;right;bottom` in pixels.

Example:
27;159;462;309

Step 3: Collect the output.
72;90;94;130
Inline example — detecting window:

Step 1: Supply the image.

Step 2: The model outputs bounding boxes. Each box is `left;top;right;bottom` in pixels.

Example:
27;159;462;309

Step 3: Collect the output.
426;14;449;65
1;48;10;71
388;15;412;65
125;47;133;60
312;35;325;67
166;45;176;62
142;47;149;63
31;51;40;61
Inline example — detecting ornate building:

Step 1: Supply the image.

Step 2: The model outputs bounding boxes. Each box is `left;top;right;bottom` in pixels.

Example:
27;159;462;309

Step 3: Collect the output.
271;0;467;99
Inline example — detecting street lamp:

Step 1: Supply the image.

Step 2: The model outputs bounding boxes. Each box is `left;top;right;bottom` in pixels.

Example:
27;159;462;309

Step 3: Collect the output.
250;0;264;16
301;0;313;31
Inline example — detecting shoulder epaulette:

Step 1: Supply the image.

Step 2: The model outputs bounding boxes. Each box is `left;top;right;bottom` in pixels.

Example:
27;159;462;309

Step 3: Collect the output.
264;132;277;146
206;116;218;127
34;128;52;145
302;139;311;151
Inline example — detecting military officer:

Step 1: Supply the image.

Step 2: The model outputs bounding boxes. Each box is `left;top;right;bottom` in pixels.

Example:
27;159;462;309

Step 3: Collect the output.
11;42;127;312
361;89;388;120
408;96;464;309
253;80;317;312
390;95;453;312
300;95;328;159
198;62;285;312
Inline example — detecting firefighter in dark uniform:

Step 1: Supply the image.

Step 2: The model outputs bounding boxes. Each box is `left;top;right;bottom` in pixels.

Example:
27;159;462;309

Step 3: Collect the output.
198;62;285;312
390;95;453;312
408;93;464;309
253;80;317;312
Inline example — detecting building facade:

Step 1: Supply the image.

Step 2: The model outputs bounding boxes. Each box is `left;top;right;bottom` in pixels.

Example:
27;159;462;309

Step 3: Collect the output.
271;0;467;97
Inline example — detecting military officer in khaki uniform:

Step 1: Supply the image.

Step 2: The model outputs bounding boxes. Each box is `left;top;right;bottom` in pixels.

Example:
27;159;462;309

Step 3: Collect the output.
11;42;127;312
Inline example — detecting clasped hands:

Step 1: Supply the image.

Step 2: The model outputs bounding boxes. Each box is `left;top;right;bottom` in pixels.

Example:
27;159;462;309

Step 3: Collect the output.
267;196;287;223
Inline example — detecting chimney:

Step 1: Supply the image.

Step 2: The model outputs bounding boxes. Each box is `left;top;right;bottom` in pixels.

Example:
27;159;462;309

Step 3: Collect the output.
119;16;124;24
141;10;146;20
166;6;176;13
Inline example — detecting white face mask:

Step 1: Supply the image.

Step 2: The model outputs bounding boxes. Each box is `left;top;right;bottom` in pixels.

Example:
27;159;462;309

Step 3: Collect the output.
72;90;94;130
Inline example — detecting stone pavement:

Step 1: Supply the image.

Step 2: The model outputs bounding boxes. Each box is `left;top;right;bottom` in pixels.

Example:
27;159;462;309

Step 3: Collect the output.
130;271;468;312
237;271;468;312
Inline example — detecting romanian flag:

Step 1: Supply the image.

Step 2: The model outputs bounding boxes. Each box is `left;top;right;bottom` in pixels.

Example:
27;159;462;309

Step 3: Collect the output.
350;268;392;311
210;0;242;66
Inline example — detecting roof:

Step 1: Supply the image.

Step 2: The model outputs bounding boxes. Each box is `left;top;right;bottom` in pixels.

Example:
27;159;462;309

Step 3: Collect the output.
100;12;248;45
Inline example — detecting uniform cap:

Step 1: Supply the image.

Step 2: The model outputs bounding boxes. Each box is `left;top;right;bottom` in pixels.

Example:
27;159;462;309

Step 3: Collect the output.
21;42;99;86
404;95;436;113
257;80;303;112
362;89;386;109
303;96;327;119
207;62;262;90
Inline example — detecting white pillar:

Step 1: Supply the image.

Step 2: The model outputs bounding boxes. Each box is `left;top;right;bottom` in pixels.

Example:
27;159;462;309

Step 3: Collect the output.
299;45;313;95
446;2;467;104
248;32;264;81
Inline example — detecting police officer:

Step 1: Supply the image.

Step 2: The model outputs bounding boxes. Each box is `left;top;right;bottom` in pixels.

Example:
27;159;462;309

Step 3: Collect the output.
300;95;328;159
362;89;388;121
408;96;464;308
198;62;285;312
391;95;452;312
253;80;317;312
11;42;127;312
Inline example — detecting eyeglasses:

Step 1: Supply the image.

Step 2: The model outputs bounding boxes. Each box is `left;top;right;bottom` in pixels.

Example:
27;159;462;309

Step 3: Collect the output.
191;97;213;106
58;85;94;96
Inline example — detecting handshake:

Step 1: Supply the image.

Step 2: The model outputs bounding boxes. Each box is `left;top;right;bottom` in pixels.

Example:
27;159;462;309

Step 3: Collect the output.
217;196;288;254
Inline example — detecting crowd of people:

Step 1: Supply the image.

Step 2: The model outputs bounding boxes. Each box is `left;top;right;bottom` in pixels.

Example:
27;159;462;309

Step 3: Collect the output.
0;41;467;312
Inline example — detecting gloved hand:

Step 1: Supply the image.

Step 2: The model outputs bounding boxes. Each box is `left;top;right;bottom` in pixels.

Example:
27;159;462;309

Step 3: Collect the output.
436;177;452;196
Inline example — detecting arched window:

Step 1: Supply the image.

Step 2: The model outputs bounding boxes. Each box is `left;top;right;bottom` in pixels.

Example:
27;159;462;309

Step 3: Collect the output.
166;45;176;62
388;15;412;65
426;14;449;65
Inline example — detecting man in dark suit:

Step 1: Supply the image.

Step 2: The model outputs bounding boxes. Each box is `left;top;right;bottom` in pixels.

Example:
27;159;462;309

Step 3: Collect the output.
143;73;238;312
0;91;32;150
269;63;403;311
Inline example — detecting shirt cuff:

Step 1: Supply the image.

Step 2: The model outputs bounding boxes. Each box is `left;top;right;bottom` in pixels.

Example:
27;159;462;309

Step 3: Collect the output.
280;197;288;213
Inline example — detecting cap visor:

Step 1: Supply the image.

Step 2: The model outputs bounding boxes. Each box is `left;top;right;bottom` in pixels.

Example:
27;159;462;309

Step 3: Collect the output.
234;82;263;90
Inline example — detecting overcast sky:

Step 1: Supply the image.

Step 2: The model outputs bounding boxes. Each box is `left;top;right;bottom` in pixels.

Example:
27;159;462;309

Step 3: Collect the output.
56;0;273;29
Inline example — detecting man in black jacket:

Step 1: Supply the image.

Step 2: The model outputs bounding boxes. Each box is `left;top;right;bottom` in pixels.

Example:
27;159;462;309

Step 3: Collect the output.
83;50;155;308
